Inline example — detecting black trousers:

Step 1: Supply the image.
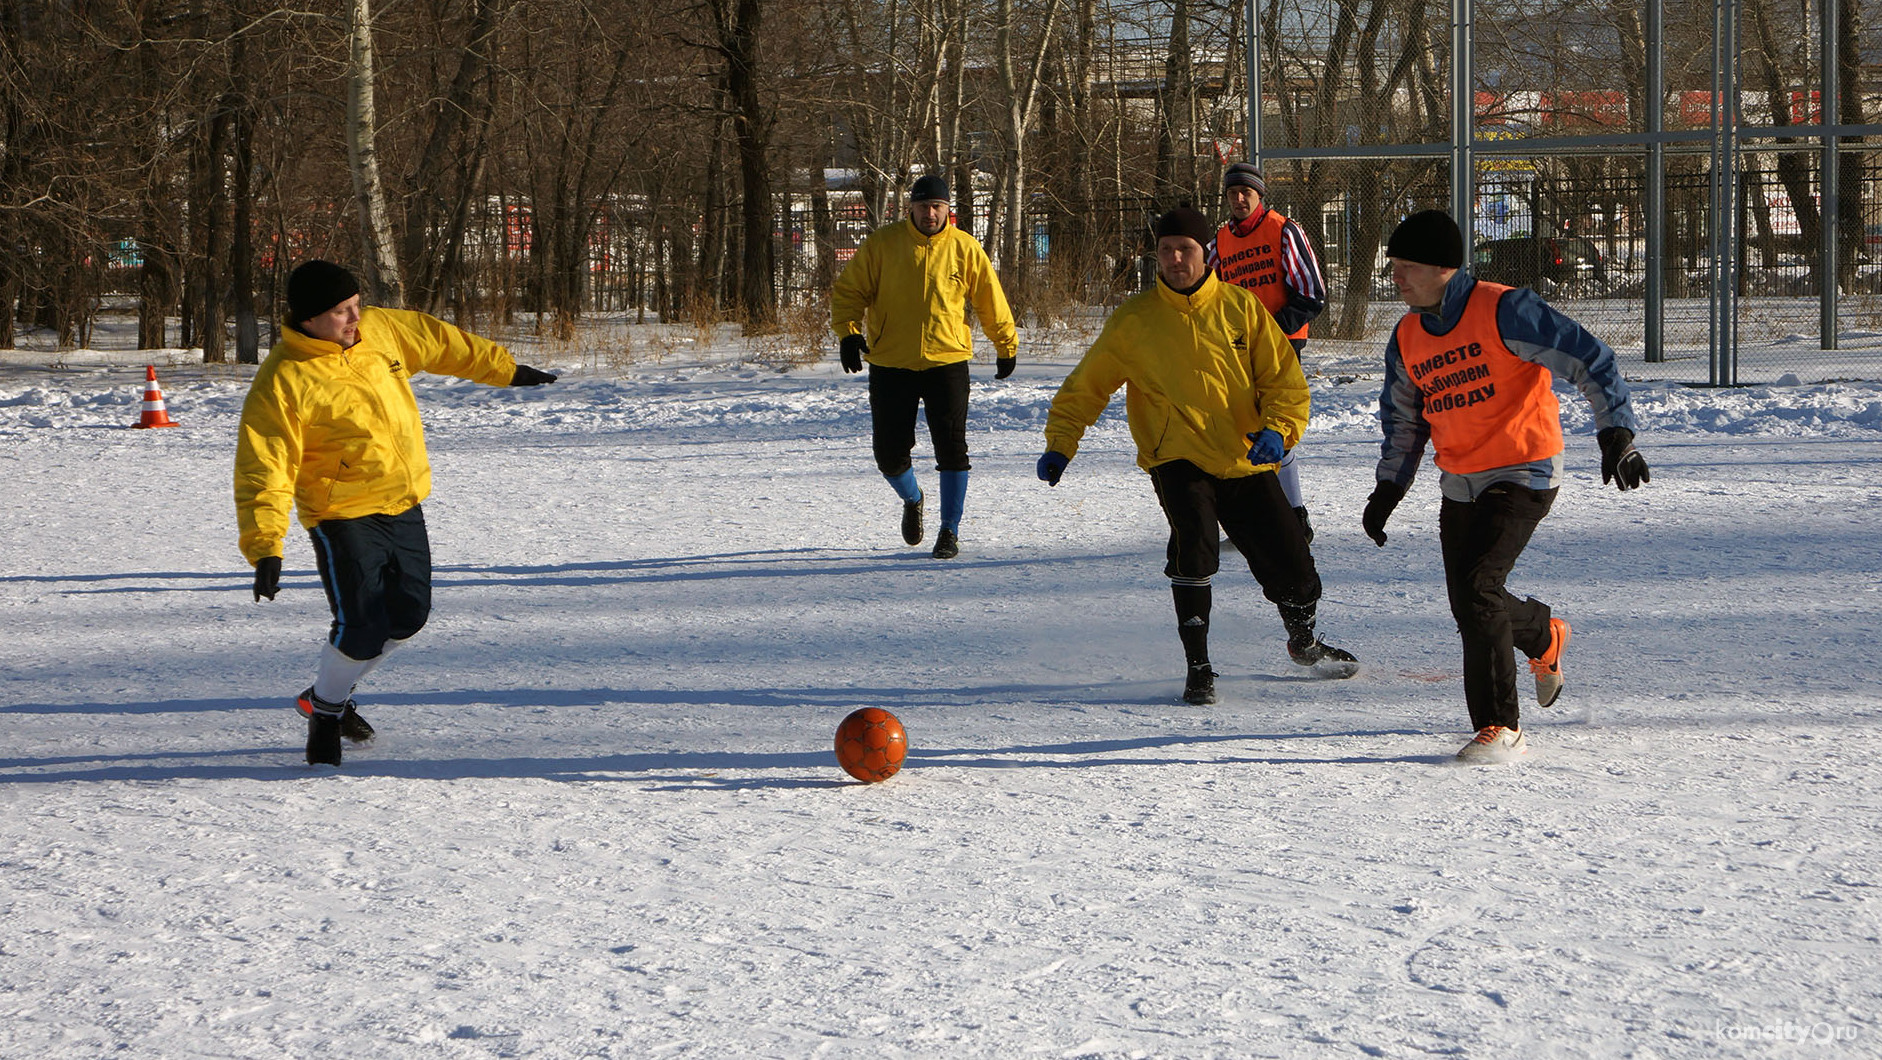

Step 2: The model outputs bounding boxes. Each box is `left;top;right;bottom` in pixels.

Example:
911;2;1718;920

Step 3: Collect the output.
868;361;971;475
1149;460;1320;608
1439;485;1557;731
309;505;432;661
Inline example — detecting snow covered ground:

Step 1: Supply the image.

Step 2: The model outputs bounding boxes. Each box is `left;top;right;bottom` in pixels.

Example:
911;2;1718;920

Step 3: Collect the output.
3;318;1881;1058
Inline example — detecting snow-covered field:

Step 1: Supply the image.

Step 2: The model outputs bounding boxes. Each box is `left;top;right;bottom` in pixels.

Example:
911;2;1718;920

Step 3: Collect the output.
3;318;1881;1058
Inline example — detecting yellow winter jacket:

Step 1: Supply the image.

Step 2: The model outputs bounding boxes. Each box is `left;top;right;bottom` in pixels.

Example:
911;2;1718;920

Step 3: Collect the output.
830;219;1019;370
234;306;517;564
1044;272;1308;479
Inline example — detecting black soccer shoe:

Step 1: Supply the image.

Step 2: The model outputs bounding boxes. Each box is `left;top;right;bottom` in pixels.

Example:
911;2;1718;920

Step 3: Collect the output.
932;527;959;559
306;711;343;766
902;494;926;545
1183;664;1218;705
1288;638;1360;679
297;686;375;743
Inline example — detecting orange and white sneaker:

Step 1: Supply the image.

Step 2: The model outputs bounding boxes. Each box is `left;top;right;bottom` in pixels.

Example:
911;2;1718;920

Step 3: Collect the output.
1530;618;1571;708
1456;725;1528;763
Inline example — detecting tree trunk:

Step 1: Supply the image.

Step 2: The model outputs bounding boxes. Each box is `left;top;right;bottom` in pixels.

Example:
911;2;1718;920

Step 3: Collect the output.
197;101;230;364
996;0;1061;313
348;0;405;307
1155;0;1192;209
1746;0;1821;283
135;0;174;350
1836;0;1863;290
400;0;499;312
724;0;775;332
698;106;728;318
230;3;260;364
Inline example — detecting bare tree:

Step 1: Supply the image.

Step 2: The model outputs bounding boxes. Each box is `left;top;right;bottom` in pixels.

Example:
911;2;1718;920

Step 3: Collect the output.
990;0;1062;306
398;0;502;313
349;0;404;307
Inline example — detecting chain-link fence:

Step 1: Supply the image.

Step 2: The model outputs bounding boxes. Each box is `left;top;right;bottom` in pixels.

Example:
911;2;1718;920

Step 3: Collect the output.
1230;0;1882;384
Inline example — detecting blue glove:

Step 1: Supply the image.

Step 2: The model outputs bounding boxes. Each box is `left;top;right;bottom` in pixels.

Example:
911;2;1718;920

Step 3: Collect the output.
1246;429;1284;465
1036;451;1070;486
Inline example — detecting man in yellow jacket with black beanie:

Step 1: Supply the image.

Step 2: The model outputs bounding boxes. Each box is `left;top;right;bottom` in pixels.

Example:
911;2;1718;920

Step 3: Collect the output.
235;260;558;766
1038;206;1357;705
831;172;1019;559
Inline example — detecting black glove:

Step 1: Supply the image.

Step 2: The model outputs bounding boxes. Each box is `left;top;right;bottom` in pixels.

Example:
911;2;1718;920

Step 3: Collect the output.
1598;427;1650;491
1361;481;1407;547
253;556;282;601
995;356;1016;380
1036;450;1070;486
510;364;557;386
840;334;868;374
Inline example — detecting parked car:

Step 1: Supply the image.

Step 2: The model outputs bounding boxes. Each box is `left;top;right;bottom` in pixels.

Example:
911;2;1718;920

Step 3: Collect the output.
1472;235;1609;294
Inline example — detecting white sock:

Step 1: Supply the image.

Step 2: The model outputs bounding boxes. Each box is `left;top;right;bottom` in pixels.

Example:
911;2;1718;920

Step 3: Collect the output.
313;643;375;705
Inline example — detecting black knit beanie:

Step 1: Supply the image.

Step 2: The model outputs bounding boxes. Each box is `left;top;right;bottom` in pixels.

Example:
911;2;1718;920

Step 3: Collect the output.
286;261;361;324
909;173;950;203
1154;205;1215;248
1385;210;1465;269
1222;163;1266;197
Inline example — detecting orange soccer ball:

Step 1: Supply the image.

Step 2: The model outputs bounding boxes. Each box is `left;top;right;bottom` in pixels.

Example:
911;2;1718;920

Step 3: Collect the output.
834;708;908;783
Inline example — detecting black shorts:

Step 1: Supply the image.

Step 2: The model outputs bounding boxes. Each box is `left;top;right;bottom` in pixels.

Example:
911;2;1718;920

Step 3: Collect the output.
309;505;432;660
1149;460;1320;608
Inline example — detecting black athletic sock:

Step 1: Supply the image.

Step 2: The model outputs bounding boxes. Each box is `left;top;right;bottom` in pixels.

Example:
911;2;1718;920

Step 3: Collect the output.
1173;582;1212;666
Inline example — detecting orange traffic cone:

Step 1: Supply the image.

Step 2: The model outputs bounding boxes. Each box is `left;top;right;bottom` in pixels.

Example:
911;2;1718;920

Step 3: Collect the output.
132;365;180;428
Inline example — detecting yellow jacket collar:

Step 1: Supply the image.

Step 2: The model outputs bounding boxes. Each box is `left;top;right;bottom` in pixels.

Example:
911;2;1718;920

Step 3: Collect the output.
1156;270;1221;313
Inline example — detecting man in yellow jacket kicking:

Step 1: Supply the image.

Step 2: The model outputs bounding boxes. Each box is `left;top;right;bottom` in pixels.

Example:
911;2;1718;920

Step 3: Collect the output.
1038;206;1357;705
235;260;558;766
831;172;1019;559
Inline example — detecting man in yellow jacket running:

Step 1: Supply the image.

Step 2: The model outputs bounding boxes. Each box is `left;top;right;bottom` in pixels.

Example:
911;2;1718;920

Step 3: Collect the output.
1038;207;1357;705
235;260;558;766
831;172;1019;559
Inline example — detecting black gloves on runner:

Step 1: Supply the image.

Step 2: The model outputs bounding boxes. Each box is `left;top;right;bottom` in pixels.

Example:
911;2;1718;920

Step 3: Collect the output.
995;356;1016;380
840;334;868;374
253;556;282;601
1361;481;1407;547
1598;427;1650;491
510;365;558;386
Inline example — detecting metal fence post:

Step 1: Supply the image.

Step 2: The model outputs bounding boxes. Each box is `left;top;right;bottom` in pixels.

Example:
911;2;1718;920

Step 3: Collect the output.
1451;0;1475;237
1820;0;1840;351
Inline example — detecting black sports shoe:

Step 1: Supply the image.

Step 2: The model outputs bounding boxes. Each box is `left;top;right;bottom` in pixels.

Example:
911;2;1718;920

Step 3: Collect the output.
1183;664;1218;705
932;527;959;559
1288;638;1360;679
297;687;375;743
902;494;925;545
1294;506;1314;545
306;711;343;766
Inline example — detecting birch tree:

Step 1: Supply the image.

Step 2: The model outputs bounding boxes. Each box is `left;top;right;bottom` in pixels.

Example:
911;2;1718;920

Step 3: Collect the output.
348;0;404;307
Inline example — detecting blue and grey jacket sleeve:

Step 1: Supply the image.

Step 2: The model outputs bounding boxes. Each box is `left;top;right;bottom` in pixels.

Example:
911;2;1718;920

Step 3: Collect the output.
1375;329;1430;488
1495;287;1636;433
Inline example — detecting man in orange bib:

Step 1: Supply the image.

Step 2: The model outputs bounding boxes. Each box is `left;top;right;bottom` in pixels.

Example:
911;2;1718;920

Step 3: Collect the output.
1209;163;1327;541
1361;211;1650;764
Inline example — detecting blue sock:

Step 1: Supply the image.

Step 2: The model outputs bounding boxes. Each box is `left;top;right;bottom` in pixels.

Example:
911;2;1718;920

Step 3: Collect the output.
939;470;968;532
886;469;921;504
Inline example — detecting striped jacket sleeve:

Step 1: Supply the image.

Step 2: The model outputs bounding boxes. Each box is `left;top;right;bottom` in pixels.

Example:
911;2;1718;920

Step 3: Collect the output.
1273;217;1327;335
